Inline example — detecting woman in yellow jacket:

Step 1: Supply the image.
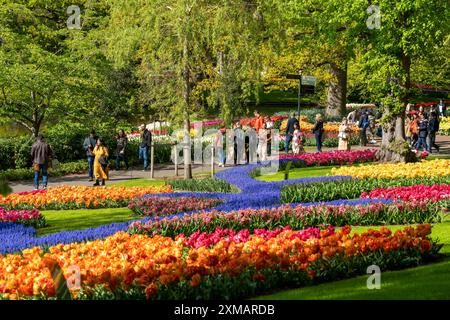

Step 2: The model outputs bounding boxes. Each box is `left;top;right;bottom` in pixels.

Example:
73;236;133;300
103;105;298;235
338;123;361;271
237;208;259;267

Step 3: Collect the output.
92;138;109;186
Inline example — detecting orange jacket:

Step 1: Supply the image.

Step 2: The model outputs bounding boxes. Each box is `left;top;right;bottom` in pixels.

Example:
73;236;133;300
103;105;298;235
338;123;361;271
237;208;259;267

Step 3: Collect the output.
253;115;264;131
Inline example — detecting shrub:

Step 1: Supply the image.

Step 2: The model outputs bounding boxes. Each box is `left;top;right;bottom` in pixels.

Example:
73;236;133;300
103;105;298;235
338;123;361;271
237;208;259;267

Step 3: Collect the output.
0;160;87;181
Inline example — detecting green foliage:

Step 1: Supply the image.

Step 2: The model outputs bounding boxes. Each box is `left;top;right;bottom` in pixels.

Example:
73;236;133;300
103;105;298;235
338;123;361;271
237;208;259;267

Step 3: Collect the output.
281;175;450;203
166;178;237;193
284;161;292;180
0;177;12;196
0;160;87;181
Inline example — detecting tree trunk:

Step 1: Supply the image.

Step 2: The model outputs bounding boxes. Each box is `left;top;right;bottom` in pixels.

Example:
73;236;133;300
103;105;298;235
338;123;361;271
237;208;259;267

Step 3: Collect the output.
182;33;192;180
376;108;416;163
377;51;415;163
325;62;347;118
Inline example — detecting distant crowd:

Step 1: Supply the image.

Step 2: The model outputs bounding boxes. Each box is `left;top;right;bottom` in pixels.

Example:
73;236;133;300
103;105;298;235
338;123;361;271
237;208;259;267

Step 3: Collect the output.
29;100;447;189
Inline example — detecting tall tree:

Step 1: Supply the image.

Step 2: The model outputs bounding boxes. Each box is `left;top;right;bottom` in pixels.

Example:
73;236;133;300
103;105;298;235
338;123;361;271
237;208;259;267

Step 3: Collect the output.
271;0;365;117
105;0;264;178
0;0;120;136
360;0;449;162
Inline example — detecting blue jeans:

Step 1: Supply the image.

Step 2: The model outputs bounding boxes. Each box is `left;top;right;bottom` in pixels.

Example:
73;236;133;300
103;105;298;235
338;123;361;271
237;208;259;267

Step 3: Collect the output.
285;134;292;153
139;146;149;170
415;137;428;151
217;148;225;165
115;154;129;170
315;132;323;152
34;163;48;189
87;155;95;178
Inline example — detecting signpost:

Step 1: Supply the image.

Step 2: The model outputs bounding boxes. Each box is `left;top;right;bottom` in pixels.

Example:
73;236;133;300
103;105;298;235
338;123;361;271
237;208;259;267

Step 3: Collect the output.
286;74;317;126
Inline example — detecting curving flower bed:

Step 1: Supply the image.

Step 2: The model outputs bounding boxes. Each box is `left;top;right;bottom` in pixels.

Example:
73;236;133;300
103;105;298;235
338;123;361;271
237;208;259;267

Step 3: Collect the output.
182;226;334;249
0;224;438;300
332;159;450;179
279;149;377;167
128;201;441;238
281;175;450;203
128;197;222;217
0;208;46;228
0;185;173;210
361;184;450;202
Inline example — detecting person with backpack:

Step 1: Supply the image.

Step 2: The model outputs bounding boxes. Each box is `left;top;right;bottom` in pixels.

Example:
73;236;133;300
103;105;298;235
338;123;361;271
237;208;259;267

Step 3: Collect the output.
358;110;369;146
427;112;440;153
31;134;53;190
83;130;97;181
92;138;109;186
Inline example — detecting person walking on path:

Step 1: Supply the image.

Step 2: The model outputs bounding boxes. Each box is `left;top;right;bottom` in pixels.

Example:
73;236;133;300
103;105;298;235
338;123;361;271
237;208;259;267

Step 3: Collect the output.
414;114;429;152
285;112;299;154
410;113;419;147
358;110;369;146
312;114;324;152
138;124;152;171
92;138;109;186
115;129;129;170
405;114;413;147
257;126;269;162
83;130;97;181
252;110;265;132
428;112;440;153
438;100;447;117
264;116;273;156
338;117;351;151
215;127;225;167
292;123;304;155
233;122;245;165
31;134;52;190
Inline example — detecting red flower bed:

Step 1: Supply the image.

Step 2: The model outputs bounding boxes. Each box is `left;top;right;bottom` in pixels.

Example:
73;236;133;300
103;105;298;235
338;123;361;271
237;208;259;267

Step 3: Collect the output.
280;149;377;166
361;184;450;202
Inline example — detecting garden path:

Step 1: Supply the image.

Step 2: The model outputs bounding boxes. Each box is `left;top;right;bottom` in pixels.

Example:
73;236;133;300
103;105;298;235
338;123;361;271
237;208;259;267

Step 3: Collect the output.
8;135;450;193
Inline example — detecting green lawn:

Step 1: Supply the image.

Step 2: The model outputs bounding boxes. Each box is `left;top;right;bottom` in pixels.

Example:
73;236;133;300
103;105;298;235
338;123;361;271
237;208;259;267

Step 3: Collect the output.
256;166;333;181
255;216;450;300
110;179;166;187
38;208;139;236
256;162;372;182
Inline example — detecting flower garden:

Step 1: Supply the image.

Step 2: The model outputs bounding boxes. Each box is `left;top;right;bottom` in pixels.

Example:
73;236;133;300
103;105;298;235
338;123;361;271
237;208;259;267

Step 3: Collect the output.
0;150;449;300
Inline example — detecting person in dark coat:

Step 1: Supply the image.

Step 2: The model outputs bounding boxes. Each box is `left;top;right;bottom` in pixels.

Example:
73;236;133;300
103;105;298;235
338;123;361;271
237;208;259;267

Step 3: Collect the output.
312;114;324;152
83;130;97;181
427;112;440;153
138;124;152;171
358;110;369;146
285;112;299;154
115;129;129;170
31;134;53;190
415;114;429;152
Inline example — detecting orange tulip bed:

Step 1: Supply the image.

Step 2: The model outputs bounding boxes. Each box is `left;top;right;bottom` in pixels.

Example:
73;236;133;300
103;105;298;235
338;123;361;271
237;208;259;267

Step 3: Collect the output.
0;224;439;300
0;185;173;210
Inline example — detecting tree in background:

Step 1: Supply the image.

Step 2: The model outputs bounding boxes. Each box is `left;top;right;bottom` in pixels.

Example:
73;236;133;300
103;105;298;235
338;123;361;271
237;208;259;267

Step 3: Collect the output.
104;0;265;178
0;0;133;137
359;0;449;162
267;0;368;117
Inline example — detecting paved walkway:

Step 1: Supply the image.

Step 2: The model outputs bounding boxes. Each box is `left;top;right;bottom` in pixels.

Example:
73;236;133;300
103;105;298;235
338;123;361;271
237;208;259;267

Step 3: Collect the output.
9;135;450;193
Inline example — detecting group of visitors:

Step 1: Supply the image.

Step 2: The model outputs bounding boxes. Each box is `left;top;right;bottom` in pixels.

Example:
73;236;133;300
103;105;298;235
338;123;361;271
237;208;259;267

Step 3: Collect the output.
214;110;273;166
82;125;152;185
30;100;447;188
405;106;441;153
